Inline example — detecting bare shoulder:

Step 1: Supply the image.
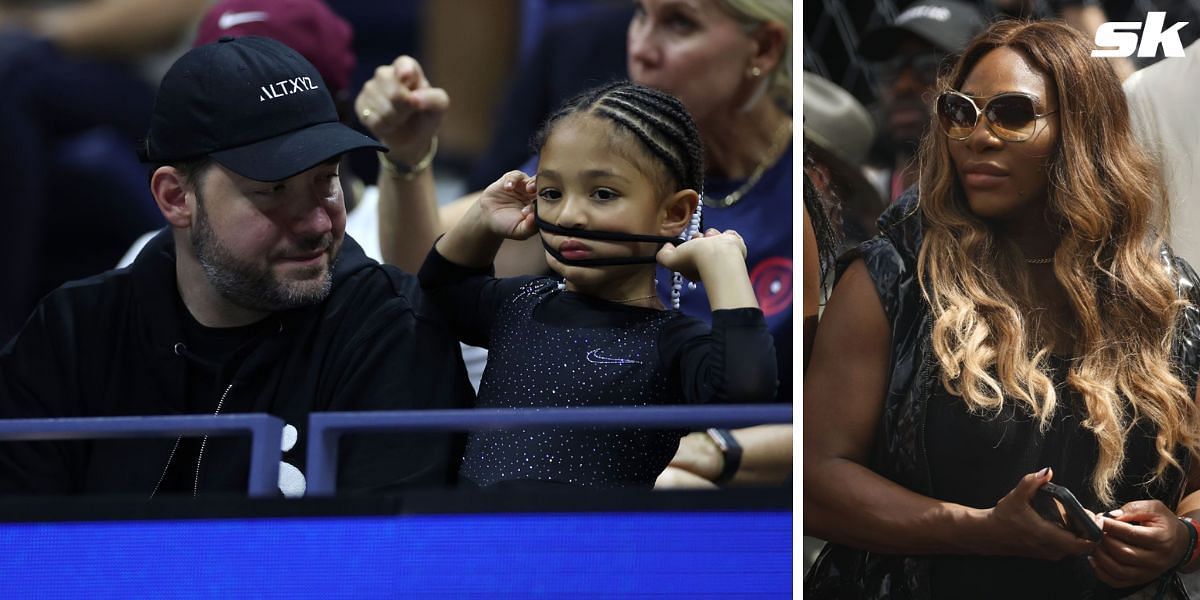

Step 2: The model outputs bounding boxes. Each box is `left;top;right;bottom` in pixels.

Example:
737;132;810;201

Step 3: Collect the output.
804;258;892;464
822;259;890;344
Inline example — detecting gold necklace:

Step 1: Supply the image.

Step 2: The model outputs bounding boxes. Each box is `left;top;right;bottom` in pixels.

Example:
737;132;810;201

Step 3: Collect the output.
1025;257;1053;265
704;122;793;209
612;293;659;304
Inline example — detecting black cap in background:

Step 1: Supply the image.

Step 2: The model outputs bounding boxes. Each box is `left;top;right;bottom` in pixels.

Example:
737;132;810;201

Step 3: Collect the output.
858;0;986;61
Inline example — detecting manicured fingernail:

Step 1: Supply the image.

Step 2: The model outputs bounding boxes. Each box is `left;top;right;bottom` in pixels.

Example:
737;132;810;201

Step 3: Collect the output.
1037;467;1049;477
1105;509;1123;518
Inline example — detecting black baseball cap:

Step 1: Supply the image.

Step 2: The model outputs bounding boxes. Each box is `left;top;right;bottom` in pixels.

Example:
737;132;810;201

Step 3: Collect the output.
858;0;986;60
142;35;384;182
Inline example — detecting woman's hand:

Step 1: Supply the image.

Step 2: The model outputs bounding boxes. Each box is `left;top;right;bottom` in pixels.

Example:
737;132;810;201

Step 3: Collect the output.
474;170;538;240
1090;501;1190;588
984;468;1100;560
656;228;747;282
659;432;723;484
355;55;448;167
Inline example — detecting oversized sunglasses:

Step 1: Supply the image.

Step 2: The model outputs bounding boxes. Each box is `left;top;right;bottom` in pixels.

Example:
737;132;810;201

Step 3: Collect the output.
936;91;1056;142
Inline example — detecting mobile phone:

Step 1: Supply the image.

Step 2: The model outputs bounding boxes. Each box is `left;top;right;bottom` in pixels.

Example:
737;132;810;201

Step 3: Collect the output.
1032;482;1102;542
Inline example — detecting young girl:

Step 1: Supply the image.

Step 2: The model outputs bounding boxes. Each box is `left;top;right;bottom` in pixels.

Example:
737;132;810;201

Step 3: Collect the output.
419;81;778;487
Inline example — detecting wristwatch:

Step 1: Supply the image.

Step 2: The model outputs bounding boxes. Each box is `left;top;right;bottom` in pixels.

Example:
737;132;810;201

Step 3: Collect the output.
706;428;742;485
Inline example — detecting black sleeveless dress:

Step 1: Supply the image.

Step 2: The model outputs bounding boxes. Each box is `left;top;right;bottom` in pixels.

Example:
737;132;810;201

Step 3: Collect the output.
925;355;1179;599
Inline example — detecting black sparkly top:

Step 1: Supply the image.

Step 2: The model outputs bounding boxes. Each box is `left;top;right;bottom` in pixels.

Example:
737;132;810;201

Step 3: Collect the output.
419;248;778;487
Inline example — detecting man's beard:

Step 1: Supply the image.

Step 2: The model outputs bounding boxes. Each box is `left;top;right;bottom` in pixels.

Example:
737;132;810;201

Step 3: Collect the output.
192;192;336;313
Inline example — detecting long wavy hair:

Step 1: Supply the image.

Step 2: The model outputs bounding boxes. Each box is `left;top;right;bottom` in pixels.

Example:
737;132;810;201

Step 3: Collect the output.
915;19;1200;504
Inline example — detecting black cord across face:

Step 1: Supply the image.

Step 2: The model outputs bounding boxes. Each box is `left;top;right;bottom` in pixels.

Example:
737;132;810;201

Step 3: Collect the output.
534;202;687;267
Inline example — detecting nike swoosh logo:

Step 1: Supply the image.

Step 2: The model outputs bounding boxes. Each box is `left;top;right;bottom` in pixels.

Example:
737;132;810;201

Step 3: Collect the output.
586;349;643;365
218;10;269;30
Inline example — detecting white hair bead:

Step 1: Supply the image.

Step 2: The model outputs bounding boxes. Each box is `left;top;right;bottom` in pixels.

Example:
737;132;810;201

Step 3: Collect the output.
670;200;704;310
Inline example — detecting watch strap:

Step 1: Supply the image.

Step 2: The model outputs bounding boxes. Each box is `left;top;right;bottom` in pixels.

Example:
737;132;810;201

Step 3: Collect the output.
706;428;742;485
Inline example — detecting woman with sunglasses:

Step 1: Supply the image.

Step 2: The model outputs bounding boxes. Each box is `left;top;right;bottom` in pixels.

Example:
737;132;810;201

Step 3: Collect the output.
805;19;1200;599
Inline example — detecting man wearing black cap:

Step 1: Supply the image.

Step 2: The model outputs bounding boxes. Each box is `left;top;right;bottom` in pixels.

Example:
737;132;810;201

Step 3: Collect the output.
858;0;984;203
0;36;474;497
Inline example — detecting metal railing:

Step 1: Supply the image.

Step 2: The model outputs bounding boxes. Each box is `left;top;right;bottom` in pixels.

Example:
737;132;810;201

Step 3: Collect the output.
0;406;793;497
0;414;284;497
305;404;793;496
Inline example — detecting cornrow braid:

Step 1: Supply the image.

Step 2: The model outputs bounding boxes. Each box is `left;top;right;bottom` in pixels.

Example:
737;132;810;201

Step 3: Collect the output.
594;90;704;196
532;81;707;309
533;81;704;196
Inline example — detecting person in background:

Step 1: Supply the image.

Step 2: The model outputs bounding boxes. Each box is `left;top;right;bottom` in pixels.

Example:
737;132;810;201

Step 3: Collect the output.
0;0;208;344
626;0;793;488
0;36;473;498
1124;39;1200;267
464;0;634;192
858;0;984;204
801;71;880;254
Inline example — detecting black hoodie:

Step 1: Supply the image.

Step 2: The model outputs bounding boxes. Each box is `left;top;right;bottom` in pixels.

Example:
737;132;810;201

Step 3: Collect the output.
0;229;473;497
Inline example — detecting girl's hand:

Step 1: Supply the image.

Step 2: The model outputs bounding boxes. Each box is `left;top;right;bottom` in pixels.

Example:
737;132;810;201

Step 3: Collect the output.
476;170;538;240
983;468;1099;560
654;465;719;489
355;55;448;167
656;228;747;281
1090;501;1190;588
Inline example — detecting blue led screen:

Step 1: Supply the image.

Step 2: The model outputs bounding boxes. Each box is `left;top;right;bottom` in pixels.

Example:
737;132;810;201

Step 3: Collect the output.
0;511;791;597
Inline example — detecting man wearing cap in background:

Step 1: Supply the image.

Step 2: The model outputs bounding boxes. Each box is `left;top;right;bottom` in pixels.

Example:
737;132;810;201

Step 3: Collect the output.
857;0;985;203
0;36;474;498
